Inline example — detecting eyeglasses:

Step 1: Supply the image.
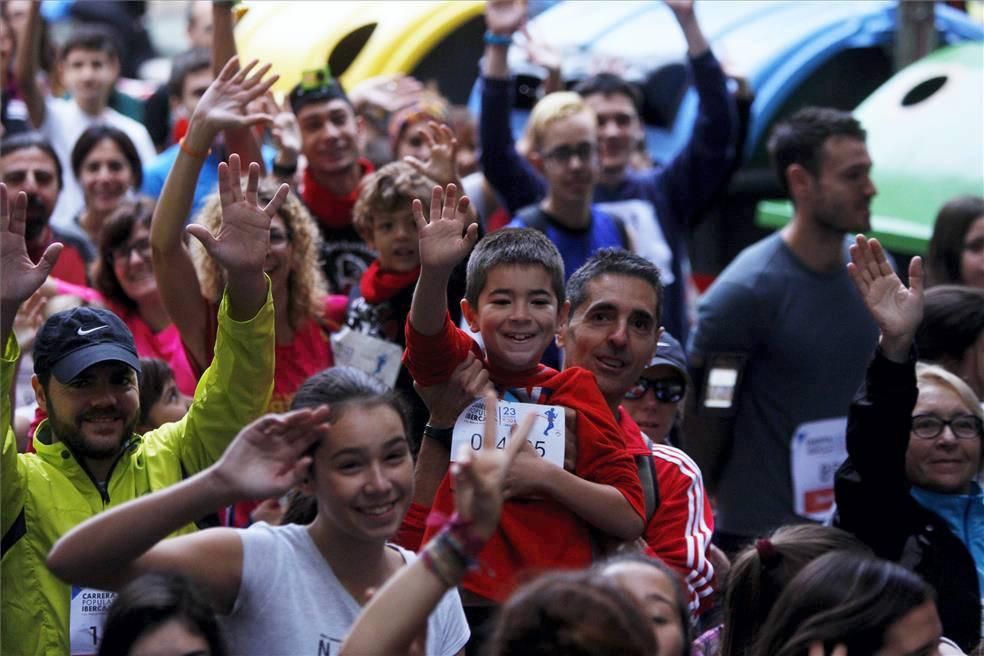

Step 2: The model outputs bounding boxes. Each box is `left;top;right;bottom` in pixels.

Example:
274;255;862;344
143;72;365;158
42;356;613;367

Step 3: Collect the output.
542;142;596;165
910;414;983;440
624;378;685;403
111;238;151;263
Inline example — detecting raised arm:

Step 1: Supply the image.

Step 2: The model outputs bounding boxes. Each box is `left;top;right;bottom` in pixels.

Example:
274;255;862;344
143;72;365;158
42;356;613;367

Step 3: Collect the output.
408;184;478;336
341;395;532;656
211;1;267;171
479;0;546;214
46;407;330;610
12;0;45;128
151;56;276;365
846;235;924;362
667;1;709;58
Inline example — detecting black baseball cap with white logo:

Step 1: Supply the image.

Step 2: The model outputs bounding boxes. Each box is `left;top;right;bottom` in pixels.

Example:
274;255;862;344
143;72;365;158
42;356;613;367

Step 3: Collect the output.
33;306;140;383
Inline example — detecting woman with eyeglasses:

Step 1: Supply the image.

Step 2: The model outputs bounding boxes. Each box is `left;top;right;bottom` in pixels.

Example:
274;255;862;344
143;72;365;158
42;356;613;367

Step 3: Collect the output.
835;235;983;652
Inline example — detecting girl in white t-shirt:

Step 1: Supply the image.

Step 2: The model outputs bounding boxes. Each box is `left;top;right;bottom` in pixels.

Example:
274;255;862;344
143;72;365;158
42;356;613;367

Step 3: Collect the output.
47;366;470;656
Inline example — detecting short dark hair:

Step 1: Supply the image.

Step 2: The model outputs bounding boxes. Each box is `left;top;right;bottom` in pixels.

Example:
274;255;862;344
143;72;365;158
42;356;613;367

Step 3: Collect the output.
70;124;143;188
767;107;866;197
926;195;984;286
137;358;174;429
167;47;212;100
464;228;565;307
59;24;119;62
575;73;643;115
0;131;63;189
98;573;227;656
288;70;352;115
916;285;984;363
93;197;156;310
566;248;663;322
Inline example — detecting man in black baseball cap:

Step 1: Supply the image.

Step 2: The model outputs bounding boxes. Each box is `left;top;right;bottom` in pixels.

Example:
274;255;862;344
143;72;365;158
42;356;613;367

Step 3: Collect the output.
31;306;142;464
621;331;689;445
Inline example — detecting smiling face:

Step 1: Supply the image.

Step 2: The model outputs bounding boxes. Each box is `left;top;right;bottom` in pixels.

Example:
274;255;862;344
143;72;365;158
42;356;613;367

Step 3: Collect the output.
462;264;565;373
906;382;981;494
605;562;686;656
296;98;362;177
34;360;140;461
79;138;134;217
368;207;419;274
112;223;157;304
306;403;413;544
583;92;641;179
558;273;660;410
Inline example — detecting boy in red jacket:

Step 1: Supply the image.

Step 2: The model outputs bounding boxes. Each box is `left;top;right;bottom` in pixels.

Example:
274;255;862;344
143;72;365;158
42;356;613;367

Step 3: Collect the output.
402;184;646;606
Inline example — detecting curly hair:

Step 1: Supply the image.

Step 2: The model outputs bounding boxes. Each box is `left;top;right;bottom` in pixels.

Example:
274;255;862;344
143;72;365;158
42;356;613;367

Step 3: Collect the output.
352;161;436;243
190;178;327;330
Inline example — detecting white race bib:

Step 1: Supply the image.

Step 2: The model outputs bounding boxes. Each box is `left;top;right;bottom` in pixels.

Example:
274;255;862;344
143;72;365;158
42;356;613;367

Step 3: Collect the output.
70;586;116;655
790;417;848;522
451;399;565;468
330;326;404;388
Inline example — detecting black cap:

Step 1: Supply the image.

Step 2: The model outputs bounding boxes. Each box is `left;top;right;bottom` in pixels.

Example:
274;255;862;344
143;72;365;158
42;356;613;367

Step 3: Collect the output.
645;332;688;381
34;306;140;383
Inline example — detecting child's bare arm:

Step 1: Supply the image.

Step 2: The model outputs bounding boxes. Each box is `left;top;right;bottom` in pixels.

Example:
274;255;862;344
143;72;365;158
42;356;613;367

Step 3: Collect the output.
409;184;478;336
503;441;645;541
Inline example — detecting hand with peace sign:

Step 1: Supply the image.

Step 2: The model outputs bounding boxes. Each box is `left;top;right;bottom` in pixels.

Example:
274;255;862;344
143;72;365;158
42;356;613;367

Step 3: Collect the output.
452;392;536;541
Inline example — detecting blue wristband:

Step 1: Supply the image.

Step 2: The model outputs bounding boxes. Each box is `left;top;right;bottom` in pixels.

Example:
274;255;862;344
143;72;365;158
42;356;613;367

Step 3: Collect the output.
484;31;513;46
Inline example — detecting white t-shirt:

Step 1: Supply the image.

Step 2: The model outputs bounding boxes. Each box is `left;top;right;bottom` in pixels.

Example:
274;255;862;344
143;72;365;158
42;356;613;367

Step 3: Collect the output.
40;96;157;229
220;522;469;656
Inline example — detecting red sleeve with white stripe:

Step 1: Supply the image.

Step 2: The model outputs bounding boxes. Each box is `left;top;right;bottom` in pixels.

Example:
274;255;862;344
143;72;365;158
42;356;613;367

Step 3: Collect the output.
644;443;716;617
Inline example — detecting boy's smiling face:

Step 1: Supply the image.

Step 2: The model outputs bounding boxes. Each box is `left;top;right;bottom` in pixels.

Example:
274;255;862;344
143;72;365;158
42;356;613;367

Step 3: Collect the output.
368;207;419;273
461;264;568;372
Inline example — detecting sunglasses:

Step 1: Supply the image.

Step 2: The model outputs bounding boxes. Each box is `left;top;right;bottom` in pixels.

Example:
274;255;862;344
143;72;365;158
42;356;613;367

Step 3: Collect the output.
624;378;685;403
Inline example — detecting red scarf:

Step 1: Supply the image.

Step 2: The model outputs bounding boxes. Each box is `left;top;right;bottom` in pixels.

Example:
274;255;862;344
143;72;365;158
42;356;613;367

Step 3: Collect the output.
360;260;420;304
301;159;375;230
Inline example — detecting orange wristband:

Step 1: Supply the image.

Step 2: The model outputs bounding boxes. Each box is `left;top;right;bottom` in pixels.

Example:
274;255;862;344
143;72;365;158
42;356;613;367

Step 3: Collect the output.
179;137;209;160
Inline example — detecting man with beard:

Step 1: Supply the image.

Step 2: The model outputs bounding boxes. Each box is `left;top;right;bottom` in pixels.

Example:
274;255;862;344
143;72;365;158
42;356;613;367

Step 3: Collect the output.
0;140;278;653
0;131;92;285
684;107;882;553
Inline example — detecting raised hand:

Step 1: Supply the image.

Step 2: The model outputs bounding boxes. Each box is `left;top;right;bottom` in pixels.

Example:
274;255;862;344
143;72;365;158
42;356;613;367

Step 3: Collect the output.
0;184;61;342
485;0;527;37
403;121;459;188
186;154;289;275
189;57;279;138
452;393;535;541
847;235;923;355
412;183;479;274
211;406;332;502
270;95;301;165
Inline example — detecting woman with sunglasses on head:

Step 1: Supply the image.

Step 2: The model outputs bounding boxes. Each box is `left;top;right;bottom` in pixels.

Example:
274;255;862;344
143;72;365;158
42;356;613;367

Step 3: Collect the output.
836;235;983;652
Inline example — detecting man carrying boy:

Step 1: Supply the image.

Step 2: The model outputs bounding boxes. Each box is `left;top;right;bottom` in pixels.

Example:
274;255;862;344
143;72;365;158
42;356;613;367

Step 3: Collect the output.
403;185;646;609
559;249;716;615
17;3;156;228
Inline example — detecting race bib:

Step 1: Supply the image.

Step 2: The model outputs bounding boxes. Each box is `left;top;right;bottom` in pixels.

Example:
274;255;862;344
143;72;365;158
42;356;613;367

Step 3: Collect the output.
790;417;848;522
70;586;116;655
330;326;403;388
451;399;565;468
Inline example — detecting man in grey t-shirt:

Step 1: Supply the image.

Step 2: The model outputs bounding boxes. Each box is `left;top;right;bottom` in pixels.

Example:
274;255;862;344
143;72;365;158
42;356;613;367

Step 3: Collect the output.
684;107;881;552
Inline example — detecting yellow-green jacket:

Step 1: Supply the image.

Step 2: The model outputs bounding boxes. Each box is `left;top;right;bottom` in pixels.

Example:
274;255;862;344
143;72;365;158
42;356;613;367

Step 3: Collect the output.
1;289;274;656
